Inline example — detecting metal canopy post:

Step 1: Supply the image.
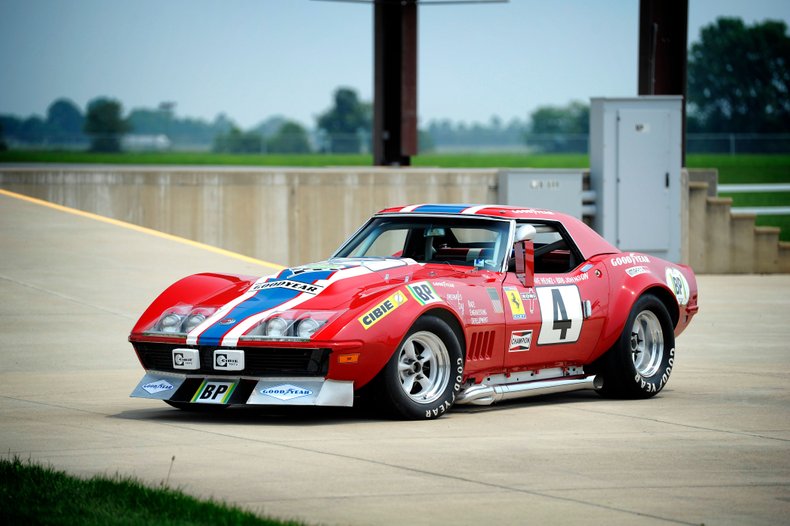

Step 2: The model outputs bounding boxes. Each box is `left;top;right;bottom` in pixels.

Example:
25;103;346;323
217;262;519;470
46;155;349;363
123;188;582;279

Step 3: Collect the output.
373;0;418;166
638;0;688;163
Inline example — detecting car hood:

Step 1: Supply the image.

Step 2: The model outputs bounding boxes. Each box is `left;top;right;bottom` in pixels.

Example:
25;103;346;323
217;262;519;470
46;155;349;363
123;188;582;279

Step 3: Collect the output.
182;258;424;346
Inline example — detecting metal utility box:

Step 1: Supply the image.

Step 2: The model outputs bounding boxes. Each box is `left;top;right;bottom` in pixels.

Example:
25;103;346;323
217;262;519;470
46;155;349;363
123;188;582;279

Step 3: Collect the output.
589;96;683;262
498;169;585;219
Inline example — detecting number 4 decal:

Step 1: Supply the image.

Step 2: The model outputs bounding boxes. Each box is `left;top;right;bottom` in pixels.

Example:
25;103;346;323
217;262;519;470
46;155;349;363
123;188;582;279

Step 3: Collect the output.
536;285;583;345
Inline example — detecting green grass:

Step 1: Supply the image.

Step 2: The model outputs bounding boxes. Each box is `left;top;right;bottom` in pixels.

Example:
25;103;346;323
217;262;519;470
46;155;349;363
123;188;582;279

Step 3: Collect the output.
0;457;302;526
685;154;790;184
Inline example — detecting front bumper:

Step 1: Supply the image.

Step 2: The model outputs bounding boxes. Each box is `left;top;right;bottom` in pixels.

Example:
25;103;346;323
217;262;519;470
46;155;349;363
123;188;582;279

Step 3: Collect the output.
131;371;354;407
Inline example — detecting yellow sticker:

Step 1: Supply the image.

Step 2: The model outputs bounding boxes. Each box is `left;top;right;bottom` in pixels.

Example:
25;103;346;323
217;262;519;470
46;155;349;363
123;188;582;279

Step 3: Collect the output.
503;286;526;320
358;290;408;329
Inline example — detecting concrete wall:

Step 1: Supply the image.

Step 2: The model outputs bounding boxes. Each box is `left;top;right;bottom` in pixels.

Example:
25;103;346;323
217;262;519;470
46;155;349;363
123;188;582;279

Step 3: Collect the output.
0;165;497;266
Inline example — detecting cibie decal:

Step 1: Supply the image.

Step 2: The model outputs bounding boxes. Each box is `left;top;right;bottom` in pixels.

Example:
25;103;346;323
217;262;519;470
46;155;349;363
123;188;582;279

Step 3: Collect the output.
665;267;690;305
252;279;323;295
407;282;441;305
626;266;649;277
509;330;533;352
142;380;174;394
358;290;409;329
503;286;526;320
260;384;313;401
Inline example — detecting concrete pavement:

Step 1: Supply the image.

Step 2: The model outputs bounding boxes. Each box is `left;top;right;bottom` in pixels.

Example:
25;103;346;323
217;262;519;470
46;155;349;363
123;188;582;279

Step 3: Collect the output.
1;189;789;525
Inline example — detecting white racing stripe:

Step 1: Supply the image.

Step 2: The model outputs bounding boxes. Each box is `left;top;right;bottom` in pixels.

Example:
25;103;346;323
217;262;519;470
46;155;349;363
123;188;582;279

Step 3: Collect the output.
399;204;425;213
461;205;492;214
219;265;371;347
185;275;275;345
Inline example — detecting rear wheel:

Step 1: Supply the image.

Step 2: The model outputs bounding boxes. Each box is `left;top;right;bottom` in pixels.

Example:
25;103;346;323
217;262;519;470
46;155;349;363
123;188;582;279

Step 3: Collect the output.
379;316;464;419
597;294;675;399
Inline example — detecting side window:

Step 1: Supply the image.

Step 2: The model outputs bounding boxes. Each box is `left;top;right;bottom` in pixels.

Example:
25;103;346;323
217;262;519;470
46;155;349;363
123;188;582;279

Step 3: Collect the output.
522;223;579;274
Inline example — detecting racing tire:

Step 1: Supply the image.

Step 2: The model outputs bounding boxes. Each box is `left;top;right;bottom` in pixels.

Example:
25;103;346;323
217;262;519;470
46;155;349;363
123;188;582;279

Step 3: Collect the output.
596;294;675;399
379;315;464;420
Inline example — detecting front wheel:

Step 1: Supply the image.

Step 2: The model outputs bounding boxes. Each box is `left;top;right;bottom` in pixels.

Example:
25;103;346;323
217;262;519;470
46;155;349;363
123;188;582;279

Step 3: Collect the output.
597;294;675;399
379;316;464;420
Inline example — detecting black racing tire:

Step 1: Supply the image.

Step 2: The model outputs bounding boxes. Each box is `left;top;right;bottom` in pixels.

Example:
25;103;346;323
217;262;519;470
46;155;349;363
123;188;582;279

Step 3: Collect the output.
378;315;464;420
597;294;676;399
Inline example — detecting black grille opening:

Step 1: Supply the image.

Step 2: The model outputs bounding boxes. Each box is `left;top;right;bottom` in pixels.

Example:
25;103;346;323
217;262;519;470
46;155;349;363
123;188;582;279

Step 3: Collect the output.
133;342;330;377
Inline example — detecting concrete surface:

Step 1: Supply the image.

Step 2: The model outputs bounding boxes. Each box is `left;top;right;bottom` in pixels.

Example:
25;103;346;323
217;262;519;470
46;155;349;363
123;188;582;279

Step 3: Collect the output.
1;189;789;525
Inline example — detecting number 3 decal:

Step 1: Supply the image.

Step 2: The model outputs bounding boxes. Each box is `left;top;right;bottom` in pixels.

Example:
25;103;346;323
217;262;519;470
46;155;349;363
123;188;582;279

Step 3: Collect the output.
536;285;583;345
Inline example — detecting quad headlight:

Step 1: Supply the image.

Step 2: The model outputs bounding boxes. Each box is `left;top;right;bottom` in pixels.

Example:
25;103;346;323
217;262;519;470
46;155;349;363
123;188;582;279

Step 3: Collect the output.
240;312;334;341
148;306;216;335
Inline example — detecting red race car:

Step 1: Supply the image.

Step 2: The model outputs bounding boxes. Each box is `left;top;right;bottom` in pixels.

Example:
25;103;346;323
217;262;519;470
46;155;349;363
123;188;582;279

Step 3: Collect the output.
130;204;698;419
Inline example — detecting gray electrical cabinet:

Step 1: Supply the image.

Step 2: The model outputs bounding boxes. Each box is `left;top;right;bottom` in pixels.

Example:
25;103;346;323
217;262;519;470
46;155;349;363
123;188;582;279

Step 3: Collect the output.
589;96;683;262
498;169;585;219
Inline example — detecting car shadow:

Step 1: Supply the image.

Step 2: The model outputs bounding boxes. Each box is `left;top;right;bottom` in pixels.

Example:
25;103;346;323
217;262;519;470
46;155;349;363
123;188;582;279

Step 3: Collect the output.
111;390;604;425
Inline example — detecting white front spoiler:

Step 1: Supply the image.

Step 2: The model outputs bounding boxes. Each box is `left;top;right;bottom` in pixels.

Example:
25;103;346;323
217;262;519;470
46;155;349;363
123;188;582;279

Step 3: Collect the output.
130;372;354;407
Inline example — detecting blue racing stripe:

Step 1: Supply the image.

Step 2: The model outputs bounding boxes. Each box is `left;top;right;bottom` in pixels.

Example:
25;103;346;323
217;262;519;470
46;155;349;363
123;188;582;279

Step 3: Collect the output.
411;204;473;214
197;269;336;346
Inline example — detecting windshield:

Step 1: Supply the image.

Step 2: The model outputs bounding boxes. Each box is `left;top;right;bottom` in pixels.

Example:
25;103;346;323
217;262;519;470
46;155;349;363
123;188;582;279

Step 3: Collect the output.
334;216;511;272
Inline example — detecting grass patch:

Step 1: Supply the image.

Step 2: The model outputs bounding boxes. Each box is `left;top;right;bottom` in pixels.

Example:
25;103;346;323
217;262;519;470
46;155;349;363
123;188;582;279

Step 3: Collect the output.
1;150;788;182
685;154;790;184
0;457;302;526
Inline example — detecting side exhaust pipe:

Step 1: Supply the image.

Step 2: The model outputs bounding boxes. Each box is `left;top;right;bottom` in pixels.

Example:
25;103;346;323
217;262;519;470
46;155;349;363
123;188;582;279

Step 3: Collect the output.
456;375;602;406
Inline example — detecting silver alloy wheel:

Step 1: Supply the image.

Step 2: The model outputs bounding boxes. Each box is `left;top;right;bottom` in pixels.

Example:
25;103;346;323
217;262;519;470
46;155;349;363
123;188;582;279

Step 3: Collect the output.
630;310;664;377
396;330;451;404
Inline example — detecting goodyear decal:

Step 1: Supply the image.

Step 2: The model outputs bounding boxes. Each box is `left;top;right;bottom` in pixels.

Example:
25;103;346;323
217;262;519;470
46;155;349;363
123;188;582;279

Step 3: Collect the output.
358;290;408;330
406;282;441;305
503;286;526;320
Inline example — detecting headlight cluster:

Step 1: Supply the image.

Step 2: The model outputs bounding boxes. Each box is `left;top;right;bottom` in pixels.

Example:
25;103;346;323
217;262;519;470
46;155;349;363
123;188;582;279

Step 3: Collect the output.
240;313;331;341
149;306;216;335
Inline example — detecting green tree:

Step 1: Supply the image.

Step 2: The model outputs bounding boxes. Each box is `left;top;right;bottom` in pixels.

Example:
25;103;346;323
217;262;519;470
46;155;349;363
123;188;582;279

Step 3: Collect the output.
530;101;589;134
83;97;129;152
317;87;370;153
46;99;84;142
688;18;790;133
527;101;589;153
212;126;263;153
266;121;311;153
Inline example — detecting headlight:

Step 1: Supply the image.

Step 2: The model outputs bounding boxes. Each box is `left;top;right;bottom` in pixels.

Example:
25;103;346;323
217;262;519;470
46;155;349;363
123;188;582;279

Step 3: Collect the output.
149;306;216;335
181;312;207;333
238;311;339;341
265;317;290;338
296;318;323;339
157;312;185;333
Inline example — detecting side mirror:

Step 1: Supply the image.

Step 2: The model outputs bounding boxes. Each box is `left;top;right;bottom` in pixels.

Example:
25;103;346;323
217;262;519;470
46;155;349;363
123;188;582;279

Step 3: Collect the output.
514;225;536;288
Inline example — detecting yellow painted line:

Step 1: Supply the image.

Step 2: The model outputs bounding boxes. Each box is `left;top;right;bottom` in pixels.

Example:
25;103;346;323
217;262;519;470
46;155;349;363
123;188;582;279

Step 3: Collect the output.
0;188;285;270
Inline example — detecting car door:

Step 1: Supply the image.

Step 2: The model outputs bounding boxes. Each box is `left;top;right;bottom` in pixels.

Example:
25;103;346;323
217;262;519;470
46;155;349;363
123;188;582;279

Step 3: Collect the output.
502;223;609;370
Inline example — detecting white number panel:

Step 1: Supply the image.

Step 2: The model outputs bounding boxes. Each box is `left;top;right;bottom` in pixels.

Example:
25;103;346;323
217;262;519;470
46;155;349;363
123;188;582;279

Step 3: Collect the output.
536;285;583;345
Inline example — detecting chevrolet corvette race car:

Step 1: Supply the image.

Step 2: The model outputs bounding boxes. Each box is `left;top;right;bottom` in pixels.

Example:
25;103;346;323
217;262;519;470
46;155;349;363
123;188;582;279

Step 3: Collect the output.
130;204;698;420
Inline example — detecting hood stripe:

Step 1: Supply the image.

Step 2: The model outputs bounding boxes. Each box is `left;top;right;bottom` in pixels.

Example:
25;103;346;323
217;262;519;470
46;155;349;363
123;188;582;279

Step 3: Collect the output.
219;264;371;347
195;269;336;346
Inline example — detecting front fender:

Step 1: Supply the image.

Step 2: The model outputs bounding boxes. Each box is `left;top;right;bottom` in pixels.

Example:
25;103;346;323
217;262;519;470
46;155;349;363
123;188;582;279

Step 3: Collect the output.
130;273;258;337
323;281;462;389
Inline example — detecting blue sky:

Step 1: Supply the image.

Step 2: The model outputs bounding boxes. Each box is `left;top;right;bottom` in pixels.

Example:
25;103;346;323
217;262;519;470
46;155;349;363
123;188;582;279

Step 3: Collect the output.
1;0;788;129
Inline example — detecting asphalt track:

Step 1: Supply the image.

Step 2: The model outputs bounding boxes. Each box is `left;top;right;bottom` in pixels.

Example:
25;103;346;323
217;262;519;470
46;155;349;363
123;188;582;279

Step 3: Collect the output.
1;188;789;525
